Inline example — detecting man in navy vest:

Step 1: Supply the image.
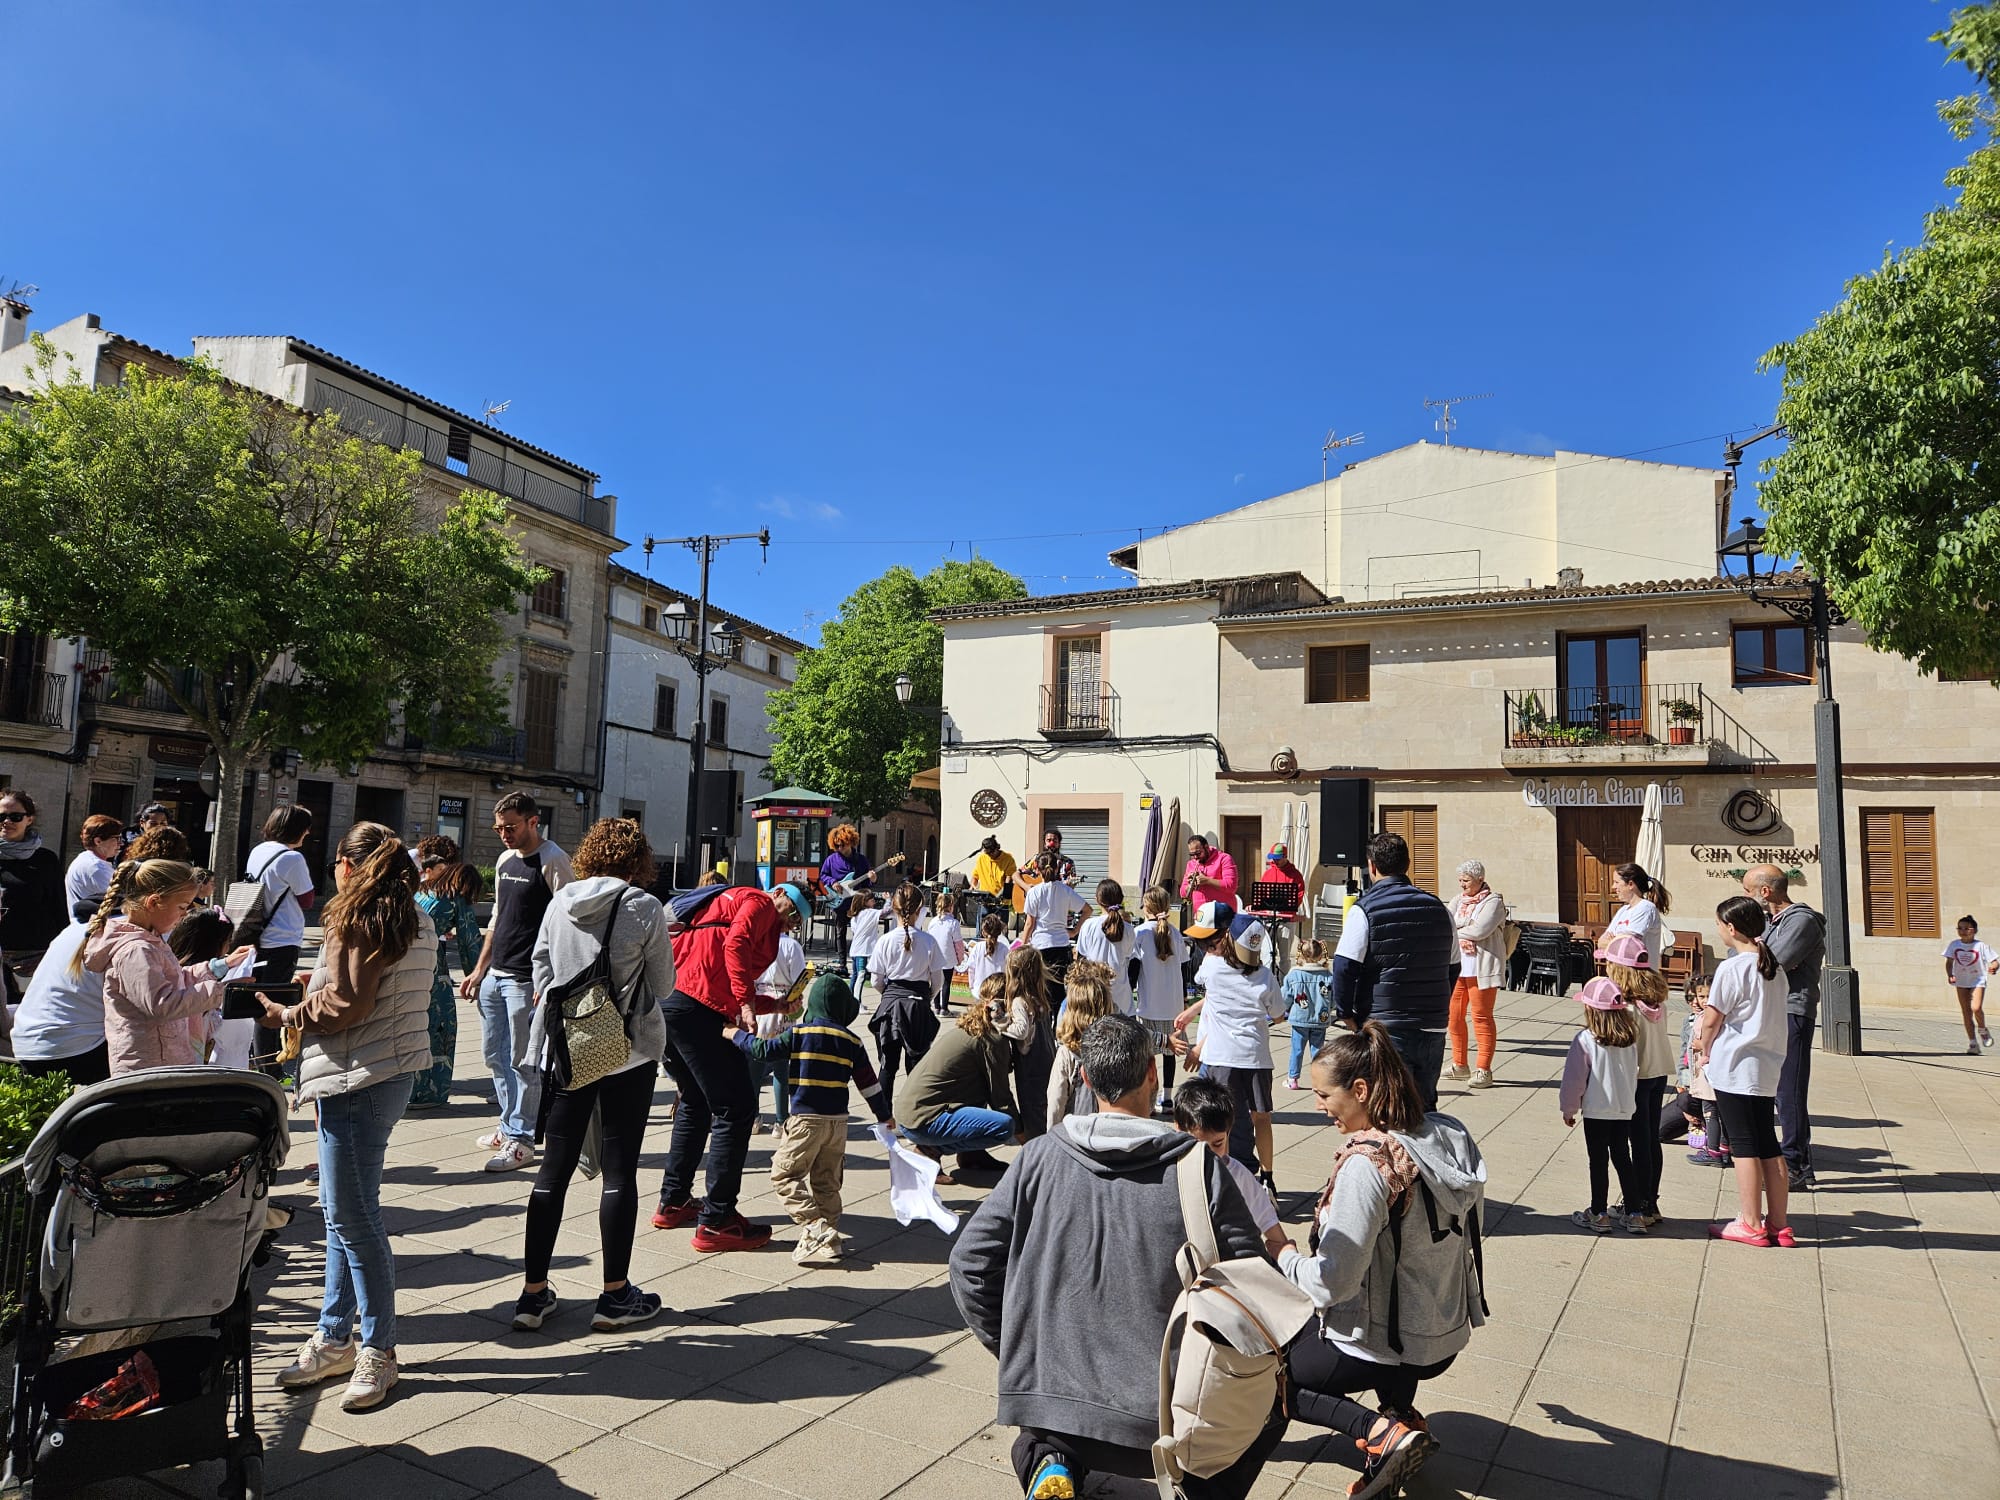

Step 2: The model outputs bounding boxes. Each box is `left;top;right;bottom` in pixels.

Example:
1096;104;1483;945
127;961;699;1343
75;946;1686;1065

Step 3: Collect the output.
1330;832;1456;1109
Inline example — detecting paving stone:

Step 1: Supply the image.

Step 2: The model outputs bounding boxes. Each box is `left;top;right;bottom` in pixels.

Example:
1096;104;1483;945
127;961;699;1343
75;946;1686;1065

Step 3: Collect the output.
734;1417;937;1499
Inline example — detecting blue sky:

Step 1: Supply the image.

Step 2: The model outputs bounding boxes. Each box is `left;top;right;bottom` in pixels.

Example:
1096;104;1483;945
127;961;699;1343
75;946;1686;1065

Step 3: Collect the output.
6;2;1969;639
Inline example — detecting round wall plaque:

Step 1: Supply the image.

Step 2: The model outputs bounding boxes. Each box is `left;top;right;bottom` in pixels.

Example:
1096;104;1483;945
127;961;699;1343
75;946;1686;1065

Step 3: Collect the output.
970;789;1008;828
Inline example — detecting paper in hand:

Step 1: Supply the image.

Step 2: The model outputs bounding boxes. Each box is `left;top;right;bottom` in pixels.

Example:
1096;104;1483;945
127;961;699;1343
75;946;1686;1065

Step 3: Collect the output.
872;1124;960;1235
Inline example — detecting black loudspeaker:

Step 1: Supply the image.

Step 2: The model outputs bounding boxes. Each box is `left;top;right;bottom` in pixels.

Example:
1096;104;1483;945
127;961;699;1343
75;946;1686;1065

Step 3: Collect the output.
698;769;743;837
1318;778;1372;868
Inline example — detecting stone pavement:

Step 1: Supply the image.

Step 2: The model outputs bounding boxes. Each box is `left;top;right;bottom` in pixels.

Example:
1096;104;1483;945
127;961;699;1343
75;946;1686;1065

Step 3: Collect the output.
47;987;2000;1500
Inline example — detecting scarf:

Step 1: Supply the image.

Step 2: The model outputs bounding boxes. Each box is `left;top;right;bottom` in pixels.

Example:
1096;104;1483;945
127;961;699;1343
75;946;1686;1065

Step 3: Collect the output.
1309;1127;1421;1253
0;832;46;861
1453;886;1490;955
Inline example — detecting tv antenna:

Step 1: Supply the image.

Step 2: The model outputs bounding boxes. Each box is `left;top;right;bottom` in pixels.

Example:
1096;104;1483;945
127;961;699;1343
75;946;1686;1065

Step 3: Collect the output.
0;278;40;304
1423;392;1492;446
481;398;512;421
1321;429;1365;482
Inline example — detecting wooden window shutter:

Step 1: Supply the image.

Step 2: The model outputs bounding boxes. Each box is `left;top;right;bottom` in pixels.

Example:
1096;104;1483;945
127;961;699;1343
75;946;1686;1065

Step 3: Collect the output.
1308;644;1370;704
1899;809;1939;938
1378;805;1439;895
1861;809;1939;938
524;668;559;769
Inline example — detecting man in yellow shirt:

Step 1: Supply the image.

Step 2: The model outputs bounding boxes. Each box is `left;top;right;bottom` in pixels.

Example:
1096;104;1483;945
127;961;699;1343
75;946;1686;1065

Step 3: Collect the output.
970;836;1017;933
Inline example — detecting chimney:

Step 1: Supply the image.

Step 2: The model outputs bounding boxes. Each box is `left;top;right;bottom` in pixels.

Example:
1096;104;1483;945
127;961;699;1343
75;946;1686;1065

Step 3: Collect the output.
0;298;27;356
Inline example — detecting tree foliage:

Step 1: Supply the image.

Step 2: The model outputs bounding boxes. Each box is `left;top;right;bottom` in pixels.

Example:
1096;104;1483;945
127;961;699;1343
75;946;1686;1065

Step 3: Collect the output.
767;558;1026;819
0;347;539;878
1758;3;2000;679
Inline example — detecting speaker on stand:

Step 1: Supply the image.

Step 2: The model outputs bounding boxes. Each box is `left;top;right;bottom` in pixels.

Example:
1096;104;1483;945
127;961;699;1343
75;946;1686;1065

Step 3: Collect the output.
1309;778;1372;943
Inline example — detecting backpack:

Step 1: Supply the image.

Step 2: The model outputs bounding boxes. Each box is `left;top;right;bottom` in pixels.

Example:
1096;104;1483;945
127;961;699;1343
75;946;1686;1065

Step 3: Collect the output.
222;847;296;953
536;898;638;1115
1151;1151;1316;1496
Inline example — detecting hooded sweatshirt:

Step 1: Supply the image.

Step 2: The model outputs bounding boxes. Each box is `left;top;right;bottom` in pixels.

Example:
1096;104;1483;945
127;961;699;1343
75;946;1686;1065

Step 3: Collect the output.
529;876;673;1082
83;916;227;1074
735;973;889;1120
949;1111;1265;1451
1278;1112;1488;1369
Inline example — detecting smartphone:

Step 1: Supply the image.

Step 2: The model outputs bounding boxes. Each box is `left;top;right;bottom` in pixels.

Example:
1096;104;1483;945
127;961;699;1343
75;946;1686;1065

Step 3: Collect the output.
223;980;301;1021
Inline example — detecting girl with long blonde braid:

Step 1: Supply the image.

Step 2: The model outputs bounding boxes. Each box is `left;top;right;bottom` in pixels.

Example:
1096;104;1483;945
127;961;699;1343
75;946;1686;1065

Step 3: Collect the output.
867;881;947;1105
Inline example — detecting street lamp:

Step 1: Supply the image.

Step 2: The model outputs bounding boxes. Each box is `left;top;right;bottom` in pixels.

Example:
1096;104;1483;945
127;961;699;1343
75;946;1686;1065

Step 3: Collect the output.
661;599;690;643
893;672;914;706
1718;434;1862;1056
710;618;741;661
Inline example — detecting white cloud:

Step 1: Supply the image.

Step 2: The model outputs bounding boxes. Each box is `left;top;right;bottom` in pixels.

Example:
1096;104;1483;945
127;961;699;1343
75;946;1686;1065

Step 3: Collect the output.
756;495;842;524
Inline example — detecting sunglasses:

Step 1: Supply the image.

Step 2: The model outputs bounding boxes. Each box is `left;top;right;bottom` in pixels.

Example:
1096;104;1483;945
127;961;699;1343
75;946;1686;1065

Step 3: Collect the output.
0;811;29;824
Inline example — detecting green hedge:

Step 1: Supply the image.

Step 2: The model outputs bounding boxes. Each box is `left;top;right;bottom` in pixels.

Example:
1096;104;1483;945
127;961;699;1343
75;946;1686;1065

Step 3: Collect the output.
0;1063;73;1160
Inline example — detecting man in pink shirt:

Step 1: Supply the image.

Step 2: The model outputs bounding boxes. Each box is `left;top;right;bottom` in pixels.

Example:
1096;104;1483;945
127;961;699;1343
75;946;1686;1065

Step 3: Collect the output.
1179;835;1238;912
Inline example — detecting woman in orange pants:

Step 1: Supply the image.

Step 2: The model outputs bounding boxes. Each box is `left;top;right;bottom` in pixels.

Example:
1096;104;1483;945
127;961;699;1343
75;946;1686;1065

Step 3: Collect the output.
1447;860;1508;1088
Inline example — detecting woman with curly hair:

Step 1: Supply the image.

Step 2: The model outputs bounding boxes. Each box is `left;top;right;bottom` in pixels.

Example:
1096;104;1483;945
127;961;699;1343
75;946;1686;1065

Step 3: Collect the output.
818;822;873;963
409;835;484;1109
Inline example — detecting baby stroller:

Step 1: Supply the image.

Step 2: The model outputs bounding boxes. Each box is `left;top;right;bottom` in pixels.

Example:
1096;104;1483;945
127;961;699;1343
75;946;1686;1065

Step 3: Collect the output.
3;1068;289;1499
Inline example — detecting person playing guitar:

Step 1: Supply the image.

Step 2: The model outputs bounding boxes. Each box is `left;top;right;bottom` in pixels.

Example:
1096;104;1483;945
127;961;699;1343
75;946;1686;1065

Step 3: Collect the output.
820;824;871;964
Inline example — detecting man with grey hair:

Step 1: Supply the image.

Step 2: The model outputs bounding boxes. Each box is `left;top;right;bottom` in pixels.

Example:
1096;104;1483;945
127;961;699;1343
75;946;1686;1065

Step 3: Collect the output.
949;1014;1281;1500
1743;863;1826;1191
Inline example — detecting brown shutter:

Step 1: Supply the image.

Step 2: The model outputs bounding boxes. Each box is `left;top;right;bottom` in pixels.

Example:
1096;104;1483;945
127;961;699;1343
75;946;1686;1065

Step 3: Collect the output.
1899;809;1939;939
1861;808;1939;938
523;668;559;769
1379;805;1439;896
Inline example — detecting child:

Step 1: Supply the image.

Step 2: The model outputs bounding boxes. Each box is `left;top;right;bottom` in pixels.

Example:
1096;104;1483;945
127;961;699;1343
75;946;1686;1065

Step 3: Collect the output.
1133;885;1189;1113
729;972;893;1265
1001;943;1056;1138
1943;915;1996;1054
1044;959;1115;1133
749;907;809;1133
1282;938;1336;1090
1680;974;1732;1168
845;891;882;997
1174;1077;1289;1257
869;883;946;1107
1074;880;1139;1013
1560;976;1641;1234
925;889;968;1017
965;913;1014;999
1599;933;1672;1229
1174;904;1285;1195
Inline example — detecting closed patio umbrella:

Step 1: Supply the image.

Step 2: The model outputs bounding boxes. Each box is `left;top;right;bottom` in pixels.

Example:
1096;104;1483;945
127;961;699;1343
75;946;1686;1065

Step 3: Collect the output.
1636;782;1666;882
1138;797;1162;892
1148;796;1183;896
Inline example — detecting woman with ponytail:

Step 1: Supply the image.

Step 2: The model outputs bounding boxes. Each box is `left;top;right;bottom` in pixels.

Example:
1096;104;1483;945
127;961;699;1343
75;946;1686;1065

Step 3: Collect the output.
1132;885;1188;1111
1693;895;1793;1247
260;823;436;1413
867;882;946;1105
1074;878;1139;1014
1281;1023;1489;1496
1605;863;1672;969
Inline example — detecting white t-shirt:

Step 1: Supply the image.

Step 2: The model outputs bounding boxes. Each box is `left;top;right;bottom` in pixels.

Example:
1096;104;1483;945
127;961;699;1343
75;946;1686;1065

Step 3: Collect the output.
754;933;806;1002
1133;921;1189;1021
245;840;316;950
1704;950;1789;1097
1192;954;1284;1070
1024;880;1088;951
65;850;114;919
925;914;966;978
1223;1153;1280;1234
1602;899;1670;970
848;908;884;959
1074;913;1139;1011
871;924;948;985
964;935;1015;998
1944;938;1996;989
10;924;104;1061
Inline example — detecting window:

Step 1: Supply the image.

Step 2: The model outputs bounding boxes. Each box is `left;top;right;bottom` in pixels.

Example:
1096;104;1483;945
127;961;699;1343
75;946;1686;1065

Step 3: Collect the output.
643;604;658;632
1862;808;1939;938
1307;644;1370;704
531;568;568;620
522;667;560;770
772;653;787;680
1560;631;1643;727
653;681;677;735
1733;624;1810;687
1379;805;1440;896
707;696;730;748
445;423;472;476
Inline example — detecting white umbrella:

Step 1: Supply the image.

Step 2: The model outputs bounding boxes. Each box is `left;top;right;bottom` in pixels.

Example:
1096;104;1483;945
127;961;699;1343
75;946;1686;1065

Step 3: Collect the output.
1636;782;1666;882
1278;801;1294;858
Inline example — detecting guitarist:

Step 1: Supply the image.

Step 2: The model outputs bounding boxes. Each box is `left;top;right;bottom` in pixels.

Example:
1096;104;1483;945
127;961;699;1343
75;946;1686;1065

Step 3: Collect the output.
819;823;873;964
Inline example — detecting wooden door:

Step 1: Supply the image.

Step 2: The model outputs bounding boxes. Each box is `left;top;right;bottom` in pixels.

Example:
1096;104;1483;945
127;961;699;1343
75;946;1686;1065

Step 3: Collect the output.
1222;816;1262;898
1378;805;1439;895
1556;807;1641;926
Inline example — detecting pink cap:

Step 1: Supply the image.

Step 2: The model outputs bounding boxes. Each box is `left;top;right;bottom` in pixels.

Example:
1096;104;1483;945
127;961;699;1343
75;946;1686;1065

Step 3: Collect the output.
1595;933;1653;969
1578;976;1627;1010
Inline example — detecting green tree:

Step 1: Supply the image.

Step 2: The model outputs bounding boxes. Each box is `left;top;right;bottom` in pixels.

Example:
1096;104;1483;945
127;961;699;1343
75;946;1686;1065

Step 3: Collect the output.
1757;3;2000;679
0;348;539;881
768;558;1026;819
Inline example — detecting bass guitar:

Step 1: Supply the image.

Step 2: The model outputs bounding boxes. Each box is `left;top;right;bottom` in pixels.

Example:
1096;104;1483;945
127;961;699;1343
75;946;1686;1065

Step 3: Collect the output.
827;851;905;899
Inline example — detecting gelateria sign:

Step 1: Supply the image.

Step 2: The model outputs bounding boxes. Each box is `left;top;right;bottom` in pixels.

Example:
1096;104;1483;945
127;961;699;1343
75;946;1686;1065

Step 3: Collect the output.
1521;777;1685;809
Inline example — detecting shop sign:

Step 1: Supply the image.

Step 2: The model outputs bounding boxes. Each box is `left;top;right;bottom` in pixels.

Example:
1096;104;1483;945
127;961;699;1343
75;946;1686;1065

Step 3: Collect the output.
1521;777;1684;809
1690;844;1819;866
148;735;209;769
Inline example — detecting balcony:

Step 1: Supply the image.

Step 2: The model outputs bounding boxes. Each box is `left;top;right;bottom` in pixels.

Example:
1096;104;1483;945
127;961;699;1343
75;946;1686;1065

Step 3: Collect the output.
394;719;526;764
79;649;199;720
1501;683;1765;768
1039;683;1117;741
0;664;70;731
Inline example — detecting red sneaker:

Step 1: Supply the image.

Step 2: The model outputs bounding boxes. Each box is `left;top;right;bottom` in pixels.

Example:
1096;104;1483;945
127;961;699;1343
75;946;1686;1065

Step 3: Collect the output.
651;1198;702;1230
1770;1224;1799;1248
1709;1219;1773;1247
692;1213;774;1253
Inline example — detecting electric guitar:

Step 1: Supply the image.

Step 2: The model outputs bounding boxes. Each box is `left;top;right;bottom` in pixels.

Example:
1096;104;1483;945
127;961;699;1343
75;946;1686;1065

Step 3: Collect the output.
828;852;905;899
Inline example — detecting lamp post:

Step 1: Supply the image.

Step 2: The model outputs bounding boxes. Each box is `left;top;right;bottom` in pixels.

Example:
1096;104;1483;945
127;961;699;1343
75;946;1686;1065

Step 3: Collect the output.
1718;471;1862;1055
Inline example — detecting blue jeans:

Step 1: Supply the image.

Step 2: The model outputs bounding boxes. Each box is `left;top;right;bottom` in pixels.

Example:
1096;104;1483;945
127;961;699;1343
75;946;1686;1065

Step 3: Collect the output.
1287;1025;1326;1082
316;1072;413;1350
903;1106;1016;1154
849;956;869;995
1379;1022;1446;1112
478;971;539;1145
749;1051;791;1126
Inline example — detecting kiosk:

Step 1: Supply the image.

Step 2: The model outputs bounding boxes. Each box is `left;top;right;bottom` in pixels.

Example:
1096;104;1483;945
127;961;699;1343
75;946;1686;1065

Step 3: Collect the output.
748;786;839;893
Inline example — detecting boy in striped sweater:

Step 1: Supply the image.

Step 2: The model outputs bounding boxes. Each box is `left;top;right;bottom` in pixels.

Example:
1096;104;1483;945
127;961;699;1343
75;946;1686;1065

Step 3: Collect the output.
729;971;894;1264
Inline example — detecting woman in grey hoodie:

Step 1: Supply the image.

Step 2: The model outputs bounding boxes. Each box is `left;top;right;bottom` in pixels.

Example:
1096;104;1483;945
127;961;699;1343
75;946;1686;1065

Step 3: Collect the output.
511;819;674;1336
1279;1022;1489;1499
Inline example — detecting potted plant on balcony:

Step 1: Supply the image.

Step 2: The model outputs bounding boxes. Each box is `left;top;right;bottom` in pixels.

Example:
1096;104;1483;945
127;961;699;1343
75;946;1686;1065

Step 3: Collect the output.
1662;696;1703;746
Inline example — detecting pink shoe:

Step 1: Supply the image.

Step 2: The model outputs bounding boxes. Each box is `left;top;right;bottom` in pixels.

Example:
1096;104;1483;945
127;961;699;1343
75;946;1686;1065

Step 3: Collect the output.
1769;1225;1799;1248
1709;1219;1773;1247
1285;1078;1301;1091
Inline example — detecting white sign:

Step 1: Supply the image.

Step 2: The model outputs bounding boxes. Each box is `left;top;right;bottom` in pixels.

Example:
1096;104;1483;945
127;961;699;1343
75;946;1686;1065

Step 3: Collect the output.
1521;777;1685;810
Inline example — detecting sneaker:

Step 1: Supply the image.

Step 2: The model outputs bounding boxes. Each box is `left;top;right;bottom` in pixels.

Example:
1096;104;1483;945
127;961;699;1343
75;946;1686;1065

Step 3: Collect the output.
484;1140;534;1172
1026;1454;1075;1500
953;1151;1008;1175
1710;1219;1773;1247
1444;1064;1470;1082
1969;1041;1983;1056
276;1332;356;1389
1788;1167;1817;1192
1286;1076;1302;1091
1468;1067;1493;1089
340;1347;397;1411
651;1197;702;1230
511;1286;558;1331
1348;1416;1437;1499
1770;1224;1800;1249
751;1120;771;1136
792;1224;844;1265
691;1213;774;1253
473;1128;505;1151
1982;1026;1994;1050
1637;1210;1664;1228
1257;1169;1279;1201
1570;1209;1614;1234
1622;1212;1648;1236
592;1283;664;1330
1686;1147;1729;1167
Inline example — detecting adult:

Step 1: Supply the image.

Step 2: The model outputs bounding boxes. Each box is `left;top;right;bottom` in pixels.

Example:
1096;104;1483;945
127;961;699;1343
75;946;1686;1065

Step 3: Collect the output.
264;822;434;1411
1282;1023;1488;1496
1252;842;1306;973
949;1014;1285;1500
1;789;67;1020
819;823;873;961
12;921;110;1084
651;879;810;1251
460;790;574;1172
513;819;675;1334
410;836;483;1110
135;802;172;836
1603;863;1671;969
896;988;1019;1178
1037;830;1079;888
1331;832;1456;1111
1180;833;1239;914
969;835;1017;934
245;804;319;1075
1743;864;1827;1192
65;815;126;921
1446;860;1507;1090
1176;903;1284;1185
1692;895;1793;1247
1019;850;1089;1006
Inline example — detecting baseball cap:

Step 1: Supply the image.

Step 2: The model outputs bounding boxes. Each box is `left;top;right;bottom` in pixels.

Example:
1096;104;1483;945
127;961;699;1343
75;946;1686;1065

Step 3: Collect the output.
1184;901;1236;940
1578;976;1626;1010
1595;933;1653;968
1267;842;1288;861
773;883;811;920
1227;913;1269;967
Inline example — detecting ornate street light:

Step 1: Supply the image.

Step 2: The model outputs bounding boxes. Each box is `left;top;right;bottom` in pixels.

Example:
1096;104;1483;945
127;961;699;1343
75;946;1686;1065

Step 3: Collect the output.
893;672;914;706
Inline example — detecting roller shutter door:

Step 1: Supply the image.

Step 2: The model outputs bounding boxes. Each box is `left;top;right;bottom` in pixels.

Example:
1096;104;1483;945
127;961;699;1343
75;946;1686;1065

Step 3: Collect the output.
1042;809;1111;891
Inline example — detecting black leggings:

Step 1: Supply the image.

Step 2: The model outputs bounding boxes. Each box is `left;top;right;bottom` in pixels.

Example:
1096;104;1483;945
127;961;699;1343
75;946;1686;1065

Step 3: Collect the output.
1583;1117;1638;1216
871;981;940;1108
1712;1088;1781;1160
1287;1335;1456;1437
524;1062;657;1285
1627;1076;1667;1215
16;1044;110;1087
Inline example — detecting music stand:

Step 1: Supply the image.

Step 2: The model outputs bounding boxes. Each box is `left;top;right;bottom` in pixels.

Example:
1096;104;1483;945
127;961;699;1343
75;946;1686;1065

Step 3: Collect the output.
1248;881;1302;916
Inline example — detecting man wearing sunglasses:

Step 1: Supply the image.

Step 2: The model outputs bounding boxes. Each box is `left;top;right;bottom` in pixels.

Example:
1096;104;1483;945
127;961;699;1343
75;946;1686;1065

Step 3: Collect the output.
0;789;67;1035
